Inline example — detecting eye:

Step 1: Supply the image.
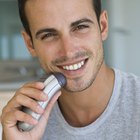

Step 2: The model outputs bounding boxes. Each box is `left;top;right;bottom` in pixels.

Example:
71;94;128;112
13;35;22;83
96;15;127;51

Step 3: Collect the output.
41;32;57;40
73;24;89;32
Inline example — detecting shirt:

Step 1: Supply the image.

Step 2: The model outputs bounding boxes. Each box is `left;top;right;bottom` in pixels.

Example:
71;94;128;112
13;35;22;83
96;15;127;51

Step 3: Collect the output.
42;69;140;140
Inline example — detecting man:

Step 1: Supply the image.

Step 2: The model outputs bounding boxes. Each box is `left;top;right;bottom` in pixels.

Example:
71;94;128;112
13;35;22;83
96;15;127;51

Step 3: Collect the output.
1;0;140;140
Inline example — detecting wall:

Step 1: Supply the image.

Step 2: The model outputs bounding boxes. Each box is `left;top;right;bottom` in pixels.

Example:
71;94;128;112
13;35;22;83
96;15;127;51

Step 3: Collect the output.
0;1;31;60
104;0;140;76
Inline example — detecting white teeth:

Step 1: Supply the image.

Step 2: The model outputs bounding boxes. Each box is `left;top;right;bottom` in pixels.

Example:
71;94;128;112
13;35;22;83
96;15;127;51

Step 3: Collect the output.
63;61;85;71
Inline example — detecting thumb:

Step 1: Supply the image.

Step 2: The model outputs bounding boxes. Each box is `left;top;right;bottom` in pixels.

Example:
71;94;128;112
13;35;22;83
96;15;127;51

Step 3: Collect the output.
31;91;61;135
42;91;61;120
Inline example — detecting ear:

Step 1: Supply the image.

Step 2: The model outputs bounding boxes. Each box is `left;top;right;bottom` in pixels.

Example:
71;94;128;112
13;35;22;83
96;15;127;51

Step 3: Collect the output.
22;31;37;57
99;10;108;41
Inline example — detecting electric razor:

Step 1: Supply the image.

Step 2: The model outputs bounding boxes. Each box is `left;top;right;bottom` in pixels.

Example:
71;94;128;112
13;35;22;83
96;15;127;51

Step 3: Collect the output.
17;73;66;131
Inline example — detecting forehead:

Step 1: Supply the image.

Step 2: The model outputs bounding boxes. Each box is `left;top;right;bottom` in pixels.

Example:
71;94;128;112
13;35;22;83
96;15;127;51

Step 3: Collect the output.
25;0;96;31
25;0;94;10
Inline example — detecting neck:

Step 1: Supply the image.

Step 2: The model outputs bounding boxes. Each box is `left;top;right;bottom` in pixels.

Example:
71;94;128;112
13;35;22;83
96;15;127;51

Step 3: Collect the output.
58;63;115;127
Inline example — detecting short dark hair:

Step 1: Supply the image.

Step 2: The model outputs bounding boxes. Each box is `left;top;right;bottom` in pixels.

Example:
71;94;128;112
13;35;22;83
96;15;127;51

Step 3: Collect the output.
18;0;102;37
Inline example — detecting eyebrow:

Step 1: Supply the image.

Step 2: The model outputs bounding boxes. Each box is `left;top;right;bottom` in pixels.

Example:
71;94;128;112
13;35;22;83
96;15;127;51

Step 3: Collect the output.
70;18;94;27
35;18;94;39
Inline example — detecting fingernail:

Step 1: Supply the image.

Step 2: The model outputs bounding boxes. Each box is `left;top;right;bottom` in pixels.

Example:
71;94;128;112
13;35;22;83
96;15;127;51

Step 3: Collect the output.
41;93;48;100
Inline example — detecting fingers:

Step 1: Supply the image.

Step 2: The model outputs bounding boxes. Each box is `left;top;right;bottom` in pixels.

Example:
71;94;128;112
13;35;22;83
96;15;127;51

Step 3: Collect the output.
1;79;62;136
1;81;47;128
16;82;47;102
4;82;47;112
2;110;38;128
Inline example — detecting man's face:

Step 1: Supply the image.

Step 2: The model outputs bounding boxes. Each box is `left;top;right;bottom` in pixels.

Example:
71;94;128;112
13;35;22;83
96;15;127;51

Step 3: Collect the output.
24;0;108;92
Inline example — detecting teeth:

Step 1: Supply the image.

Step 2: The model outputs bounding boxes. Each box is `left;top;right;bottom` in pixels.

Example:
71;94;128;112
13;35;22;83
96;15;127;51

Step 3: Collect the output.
63;61;85;71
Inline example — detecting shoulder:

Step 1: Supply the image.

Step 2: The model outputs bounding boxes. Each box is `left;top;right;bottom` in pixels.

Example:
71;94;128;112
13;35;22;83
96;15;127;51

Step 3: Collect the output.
114;69;140;103
114;69;140;89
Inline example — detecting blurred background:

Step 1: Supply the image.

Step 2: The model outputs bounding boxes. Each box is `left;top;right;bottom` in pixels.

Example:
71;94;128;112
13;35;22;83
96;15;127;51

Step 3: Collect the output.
0;0;42;92
104;0;140;76
0;0;140;114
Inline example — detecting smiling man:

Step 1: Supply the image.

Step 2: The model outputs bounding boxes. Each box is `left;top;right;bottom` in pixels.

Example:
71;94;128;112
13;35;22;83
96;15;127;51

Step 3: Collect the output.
1;0;140;140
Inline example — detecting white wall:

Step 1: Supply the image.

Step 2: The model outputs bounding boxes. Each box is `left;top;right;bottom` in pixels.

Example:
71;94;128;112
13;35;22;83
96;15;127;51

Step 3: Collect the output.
104;0;140;76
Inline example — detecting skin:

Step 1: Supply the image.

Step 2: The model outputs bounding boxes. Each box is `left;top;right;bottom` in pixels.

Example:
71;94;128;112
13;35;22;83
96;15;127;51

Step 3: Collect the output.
1;0;114;139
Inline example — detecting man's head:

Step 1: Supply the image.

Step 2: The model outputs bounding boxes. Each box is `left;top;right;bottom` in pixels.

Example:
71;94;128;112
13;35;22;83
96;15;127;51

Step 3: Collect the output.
18;0;102;37
17;0;108;93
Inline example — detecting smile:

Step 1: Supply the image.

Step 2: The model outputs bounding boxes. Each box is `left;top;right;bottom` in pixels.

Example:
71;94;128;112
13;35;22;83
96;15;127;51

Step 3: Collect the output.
62;60;85;71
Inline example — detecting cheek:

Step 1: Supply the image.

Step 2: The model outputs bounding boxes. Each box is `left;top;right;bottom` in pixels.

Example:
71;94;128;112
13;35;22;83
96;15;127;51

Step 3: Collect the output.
34;41;56;59
85;33;103;63
82;33;102;52
33;44;56;70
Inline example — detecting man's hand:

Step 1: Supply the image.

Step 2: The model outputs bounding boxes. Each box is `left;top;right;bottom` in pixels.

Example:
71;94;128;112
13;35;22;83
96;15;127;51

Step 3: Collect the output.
1;82;61;140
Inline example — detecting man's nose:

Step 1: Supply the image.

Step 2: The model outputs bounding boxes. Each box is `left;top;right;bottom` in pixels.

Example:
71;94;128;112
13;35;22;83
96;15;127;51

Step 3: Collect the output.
60;35;79;58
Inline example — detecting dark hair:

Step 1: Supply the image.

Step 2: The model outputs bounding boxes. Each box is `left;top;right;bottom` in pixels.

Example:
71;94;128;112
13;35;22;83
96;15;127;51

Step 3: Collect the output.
18;0;102;37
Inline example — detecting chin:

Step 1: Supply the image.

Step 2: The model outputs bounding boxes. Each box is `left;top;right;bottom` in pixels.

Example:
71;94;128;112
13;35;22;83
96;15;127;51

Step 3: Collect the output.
63;74;96;93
